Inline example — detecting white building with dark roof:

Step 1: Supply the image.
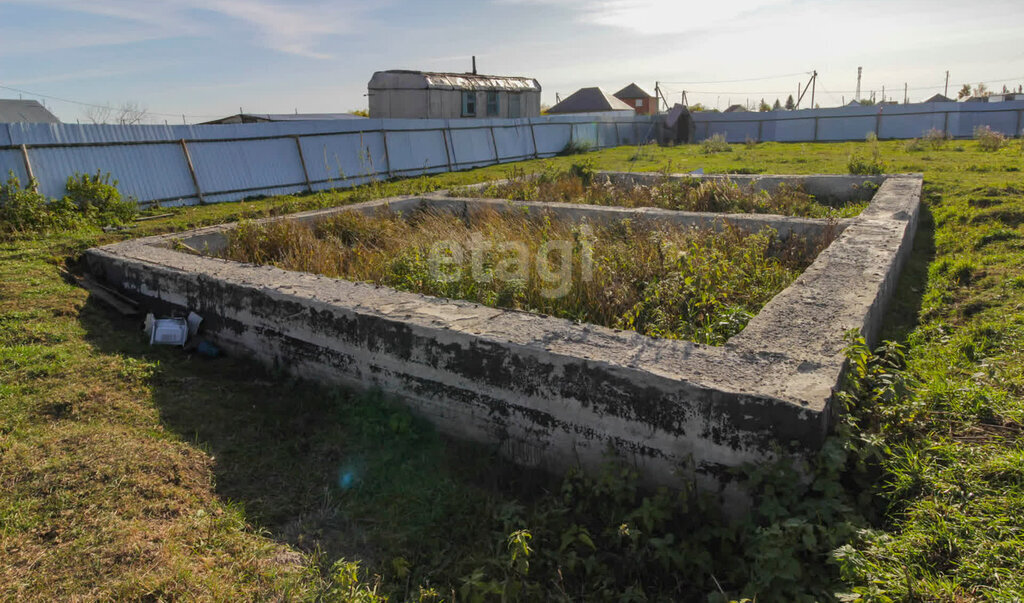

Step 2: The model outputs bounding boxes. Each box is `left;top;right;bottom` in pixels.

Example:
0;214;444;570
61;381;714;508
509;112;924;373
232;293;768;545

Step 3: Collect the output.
368;69;541;119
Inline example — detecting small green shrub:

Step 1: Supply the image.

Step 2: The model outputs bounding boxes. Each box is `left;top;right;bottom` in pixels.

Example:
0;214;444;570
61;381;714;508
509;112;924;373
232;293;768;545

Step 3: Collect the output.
0;173;82;234
700;133;731;154
65;171;137;225
559;139;593;156
974;125;1007;151
848;134;885;175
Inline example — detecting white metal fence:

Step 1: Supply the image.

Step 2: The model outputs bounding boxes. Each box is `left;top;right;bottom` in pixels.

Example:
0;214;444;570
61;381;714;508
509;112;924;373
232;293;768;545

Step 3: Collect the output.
1;113;657;206
691;100;1024;143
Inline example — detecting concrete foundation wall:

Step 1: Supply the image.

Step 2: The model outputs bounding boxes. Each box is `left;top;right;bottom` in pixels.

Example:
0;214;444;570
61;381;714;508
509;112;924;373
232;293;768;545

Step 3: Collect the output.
84;173;921;498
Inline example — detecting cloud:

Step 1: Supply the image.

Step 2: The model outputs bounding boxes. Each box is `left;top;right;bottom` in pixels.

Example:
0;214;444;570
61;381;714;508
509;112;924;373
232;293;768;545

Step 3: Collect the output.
0;0;381;58
497;0;789;35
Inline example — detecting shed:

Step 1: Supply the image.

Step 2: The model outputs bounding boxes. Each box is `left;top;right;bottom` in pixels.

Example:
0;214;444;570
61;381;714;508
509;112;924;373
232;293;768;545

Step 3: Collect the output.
613;83;657;115
546;87;634;114
0;99;59;123
368;70;541;119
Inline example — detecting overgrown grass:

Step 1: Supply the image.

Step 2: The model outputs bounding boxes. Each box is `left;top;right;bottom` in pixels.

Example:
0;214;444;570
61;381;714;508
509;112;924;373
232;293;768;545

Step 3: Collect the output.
222;208;813;345
3;136;1024;600
466;161;865;218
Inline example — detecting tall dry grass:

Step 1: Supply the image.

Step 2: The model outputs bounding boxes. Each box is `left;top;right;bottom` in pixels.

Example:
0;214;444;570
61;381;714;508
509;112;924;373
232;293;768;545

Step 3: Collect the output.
223;208;816;344
468;164;862;218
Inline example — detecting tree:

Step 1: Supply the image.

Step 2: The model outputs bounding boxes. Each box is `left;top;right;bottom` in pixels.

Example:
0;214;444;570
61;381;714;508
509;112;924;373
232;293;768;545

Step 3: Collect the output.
772;98;782;111
974;82;989;98
758;98;771;112
957;84;972;99
784;95;795;110
83;101;149;125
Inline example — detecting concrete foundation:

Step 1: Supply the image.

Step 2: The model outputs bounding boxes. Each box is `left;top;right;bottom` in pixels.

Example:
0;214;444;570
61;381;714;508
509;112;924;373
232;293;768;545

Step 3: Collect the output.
84;172;921;501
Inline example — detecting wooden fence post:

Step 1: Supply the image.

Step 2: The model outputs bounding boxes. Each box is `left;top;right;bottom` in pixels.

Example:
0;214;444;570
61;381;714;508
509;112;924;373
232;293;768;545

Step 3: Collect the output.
179;139;204;204
441;127;454;172
292;135;312;192
488;125;500;163
19;144;37;191
381;130;393;178
528;120;539;158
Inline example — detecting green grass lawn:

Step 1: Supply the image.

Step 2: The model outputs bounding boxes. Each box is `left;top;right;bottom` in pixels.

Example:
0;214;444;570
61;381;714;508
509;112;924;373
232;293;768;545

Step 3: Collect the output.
2;137;1023;601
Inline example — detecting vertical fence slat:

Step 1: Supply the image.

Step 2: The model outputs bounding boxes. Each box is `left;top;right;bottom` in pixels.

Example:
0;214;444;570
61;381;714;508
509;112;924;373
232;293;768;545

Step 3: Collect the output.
19;144;36;190
179;139;204;204
292;135;312;192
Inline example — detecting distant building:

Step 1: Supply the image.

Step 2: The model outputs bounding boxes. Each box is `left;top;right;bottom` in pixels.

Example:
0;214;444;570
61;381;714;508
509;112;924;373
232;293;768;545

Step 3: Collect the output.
201;112;367;125
0;99;59;123
923;93;954;103
546;87;634;114
368;70;541;119
724;104;748;113
613;83;657;115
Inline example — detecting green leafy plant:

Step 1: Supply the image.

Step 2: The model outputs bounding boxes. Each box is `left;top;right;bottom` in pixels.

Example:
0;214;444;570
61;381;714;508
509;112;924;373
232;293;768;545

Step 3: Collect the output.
974;125;1007;151
700;133;731;154
65;171;137;225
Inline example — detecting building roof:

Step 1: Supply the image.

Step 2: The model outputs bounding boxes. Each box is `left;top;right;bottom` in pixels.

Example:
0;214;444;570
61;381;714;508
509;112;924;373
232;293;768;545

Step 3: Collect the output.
613;83;651;99
546;87;634;114
0;99;59;123
923;93;954;103
724;104;747;113
368;70;540;92
201;112;367;125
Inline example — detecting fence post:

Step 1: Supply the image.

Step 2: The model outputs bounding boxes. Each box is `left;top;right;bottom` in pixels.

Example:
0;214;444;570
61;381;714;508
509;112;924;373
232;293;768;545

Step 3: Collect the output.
381;130;393;178
528;119;539;158
179;139;204;204
19;144;37;191
813;116;819;141
441;127;454;172
614;121;622;146
488;125;500;163
1016;110;1022;137
757;120;763;142
943;111;950;138
292;135;312;192
874;111;882;138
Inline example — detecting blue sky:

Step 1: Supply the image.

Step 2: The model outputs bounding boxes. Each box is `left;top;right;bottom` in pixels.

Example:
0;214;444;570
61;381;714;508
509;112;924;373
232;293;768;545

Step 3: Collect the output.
2;0;1023;122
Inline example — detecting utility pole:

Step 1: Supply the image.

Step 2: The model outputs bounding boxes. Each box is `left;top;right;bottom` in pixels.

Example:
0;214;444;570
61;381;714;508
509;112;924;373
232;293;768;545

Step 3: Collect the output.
882;85;885;103
945;70;950;97
811;70;817;109
904;83;908;104
856;66;862;101
797;83;801;108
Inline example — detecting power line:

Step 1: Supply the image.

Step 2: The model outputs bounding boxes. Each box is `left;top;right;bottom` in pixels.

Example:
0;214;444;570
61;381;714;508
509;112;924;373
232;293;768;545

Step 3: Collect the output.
0;82;221;119
659;74;1024;98
658;71;810;85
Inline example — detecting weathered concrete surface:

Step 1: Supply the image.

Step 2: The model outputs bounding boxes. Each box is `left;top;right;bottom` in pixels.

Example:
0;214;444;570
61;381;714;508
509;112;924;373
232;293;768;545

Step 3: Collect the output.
84;174;922;500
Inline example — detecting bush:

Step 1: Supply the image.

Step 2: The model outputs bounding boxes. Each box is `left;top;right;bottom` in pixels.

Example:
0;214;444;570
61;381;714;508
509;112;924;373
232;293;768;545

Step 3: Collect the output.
559;139;593;156
848;133;885;175
974;125;1006;151
0;170;136;236
0;173;82;234
65;171;137;225
922;128;950;149
700;133;731;154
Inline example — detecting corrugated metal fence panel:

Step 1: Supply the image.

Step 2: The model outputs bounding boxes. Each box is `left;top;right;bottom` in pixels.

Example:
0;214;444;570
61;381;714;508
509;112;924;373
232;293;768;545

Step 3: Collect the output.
818;115;876;141
1;114;653;205
532;122;572;155
693;101;1024;142
493;123;534;160
449;125;497;168
300;131;387;184
384;129;449;174
0;149;28;183
29;143;195;202
189;138;306;196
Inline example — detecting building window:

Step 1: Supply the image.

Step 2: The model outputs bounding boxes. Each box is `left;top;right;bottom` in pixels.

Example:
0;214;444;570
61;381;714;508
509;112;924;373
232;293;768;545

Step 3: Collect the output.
486;91;499;116
635;99;643;107
462;91;476;117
